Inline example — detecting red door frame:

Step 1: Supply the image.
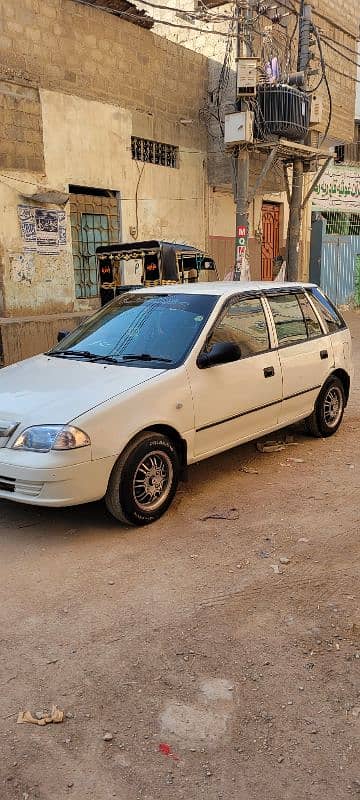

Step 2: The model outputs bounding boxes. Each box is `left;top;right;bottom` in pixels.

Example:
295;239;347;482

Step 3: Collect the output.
261;203;280;280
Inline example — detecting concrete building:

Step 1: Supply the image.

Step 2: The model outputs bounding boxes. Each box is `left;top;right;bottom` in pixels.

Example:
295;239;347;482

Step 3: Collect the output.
139;0;359;280
0;0;358;364
0;0;209;363
309;42;360;306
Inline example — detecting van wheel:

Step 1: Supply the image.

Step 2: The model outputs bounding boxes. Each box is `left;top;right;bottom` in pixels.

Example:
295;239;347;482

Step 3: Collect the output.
105;431;180;526
306;376;345;438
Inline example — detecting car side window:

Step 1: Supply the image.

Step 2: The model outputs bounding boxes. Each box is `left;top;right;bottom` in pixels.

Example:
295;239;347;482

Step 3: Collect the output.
267;293;307;347
308;288;346;333
208;296;270;357
296;293;323;339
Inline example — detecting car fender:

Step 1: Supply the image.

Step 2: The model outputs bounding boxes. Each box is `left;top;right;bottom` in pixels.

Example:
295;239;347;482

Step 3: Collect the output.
72;366;195;462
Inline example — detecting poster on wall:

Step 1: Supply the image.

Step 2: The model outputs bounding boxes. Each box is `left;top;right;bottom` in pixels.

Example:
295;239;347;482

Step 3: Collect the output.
18;205;37;250
58;211;67;247
17;205;68;254
35;209;60;254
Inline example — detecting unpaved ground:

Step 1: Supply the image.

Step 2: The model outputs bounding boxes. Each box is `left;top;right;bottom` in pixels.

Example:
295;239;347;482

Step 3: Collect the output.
1;312;360;800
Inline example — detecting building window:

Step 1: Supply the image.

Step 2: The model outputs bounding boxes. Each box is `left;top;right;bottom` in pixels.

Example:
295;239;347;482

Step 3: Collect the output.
69;186;120;299
131;137;178;168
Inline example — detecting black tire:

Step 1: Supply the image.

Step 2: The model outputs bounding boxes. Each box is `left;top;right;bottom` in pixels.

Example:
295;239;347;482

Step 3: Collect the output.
306;376;345;438
105;431;180;526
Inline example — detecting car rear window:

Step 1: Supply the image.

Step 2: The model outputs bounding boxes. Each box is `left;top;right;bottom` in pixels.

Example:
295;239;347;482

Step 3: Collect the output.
308;288;346;334
296;293;323;339
267;294;308;347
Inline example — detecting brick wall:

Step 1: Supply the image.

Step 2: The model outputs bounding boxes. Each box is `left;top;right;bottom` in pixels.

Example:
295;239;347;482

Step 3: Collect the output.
0;80;44;172
0;0;208;151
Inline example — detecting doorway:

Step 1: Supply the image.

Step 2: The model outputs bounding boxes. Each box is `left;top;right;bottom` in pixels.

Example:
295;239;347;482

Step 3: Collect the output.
261;202;280;280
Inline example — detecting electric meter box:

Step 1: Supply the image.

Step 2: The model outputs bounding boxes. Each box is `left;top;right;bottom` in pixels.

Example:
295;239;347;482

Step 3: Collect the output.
224;111;254;147
237;57;257;96
310;94;323;126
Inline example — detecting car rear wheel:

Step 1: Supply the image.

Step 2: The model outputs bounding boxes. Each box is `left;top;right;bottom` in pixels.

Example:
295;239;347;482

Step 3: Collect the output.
105;431;180;525
306;376;345;438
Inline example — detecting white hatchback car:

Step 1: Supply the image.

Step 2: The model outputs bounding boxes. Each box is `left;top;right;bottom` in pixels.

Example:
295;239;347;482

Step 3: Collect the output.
0;283;353;525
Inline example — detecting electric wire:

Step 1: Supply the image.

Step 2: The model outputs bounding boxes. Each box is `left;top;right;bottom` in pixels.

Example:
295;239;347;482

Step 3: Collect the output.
314;57;360;84
311;23;332;145
136;0;235;21
319;31;360;57
75;0;240;36
320;38;360;69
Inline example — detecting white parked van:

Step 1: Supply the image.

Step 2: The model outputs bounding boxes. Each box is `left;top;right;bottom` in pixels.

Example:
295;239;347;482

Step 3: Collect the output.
0;283;353;525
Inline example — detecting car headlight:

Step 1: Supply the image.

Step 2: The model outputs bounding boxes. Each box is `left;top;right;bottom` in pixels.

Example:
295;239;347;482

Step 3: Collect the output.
12;425;91;453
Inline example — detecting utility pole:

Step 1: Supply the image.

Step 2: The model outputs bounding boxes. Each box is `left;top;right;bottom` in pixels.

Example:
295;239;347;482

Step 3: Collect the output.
287;0;311;281
233;0;251;281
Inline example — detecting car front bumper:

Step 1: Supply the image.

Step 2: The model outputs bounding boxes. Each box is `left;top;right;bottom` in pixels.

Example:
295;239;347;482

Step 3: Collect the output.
0;451;116;507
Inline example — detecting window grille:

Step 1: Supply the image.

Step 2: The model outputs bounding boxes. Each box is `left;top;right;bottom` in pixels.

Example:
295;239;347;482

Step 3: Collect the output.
131;137;178;168
70;188;120;299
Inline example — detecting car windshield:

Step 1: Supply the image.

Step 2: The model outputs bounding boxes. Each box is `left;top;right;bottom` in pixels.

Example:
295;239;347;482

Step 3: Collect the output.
49;293;218;367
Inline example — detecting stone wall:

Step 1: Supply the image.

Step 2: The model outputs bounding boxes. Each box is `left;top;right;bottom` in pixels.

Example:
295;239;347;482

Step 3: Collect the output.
0;0;210;326
0;80;44;172
0;0;207;151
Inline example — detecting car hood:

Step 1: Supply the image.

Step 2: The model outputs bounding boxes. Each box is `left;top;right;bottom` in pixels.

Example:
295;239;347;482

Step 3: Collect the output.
0;355;165;426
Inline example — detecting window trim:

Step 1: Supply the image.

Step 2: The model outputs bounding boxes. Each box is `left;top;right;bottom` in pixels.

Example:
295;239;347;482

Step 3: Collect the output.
197;292;273;365
304;290;329;336
307;287;347;334
296;290;325;341
264;292;309;350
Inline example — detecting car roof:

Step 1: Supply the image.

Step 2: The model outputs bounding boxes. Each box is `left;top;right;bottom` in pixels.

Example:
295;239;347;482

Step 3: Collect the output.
131;281;316;297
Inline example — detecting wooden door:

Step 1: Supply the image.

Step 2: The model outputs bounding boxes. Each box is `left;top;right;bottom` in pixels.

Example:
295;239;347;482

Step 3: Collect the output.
261;203;280;280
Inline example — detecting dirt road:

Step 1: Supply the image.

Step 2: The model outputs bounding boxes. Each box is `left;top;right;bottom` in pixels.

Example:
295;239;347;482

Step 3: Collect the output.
1;312;360;800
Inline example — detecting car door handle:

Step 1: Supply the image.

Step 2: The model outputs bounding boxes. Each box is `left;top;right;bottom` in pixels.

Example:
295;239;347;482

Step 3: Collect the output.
320;349;328;360
263;366;275;378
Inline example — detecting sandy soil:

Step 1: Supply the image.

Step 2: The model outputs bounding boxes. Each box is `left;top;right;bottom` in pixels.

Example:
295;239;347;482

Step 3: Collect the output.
1;311;360;800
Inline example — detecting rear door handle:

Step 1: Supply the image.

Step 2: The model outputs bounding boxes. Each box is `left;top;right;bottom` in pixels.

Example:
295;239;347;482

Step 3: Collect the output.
264;366;275;378
320;349;328;360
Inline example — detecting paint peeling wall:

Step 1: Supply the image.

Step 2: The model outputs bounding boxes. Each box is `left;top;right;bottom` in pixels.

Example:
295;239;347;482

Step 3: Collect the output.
0;177;75;317
0;88;207;319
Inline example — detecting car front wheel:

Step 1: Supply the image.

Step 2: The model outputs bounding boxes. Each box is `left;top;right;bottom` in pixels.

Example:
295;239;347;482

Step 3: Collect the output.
306;376;345;438
105;431;180;525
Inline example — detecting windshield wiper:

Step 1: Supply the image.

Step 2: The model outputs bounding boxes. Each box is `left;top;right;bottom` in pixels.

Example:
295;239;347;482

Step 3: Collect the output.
121;353;172;363
50;349;96;358
50;350;120;364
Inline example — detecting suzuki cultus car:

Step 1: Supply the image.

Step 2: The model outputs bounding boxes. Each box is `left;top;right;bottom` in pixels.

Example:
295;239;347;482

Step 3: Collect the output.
0;283;352;525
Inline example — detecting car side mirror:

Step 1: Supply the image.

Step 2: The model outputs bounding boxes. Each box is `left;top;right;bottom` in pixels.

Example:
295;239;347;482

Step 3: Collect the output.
197;341;241;369
57;330;70;343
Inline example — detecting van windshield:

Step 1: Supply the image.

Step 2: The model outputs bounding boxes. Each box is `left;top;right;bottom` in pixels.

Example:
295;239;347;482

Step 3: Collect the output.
49;293;217;367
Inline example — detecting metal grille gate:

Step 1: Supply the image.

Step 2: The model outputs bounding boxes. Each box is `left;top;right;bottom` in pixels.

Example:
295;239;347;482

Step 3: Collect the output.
70;192;120;299
321;235;360;305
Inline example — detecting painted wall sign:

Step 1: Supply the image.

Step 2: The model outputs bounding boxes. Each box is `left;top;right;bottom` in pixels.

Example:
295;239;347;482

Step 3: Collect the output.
18;206;67;254
312;166;360;212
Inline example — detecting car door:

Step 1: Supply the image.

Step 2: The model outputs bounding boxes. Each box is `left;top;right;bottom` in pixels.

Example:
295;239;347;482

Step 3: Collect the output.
186;294;283;458
264;290;334;426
